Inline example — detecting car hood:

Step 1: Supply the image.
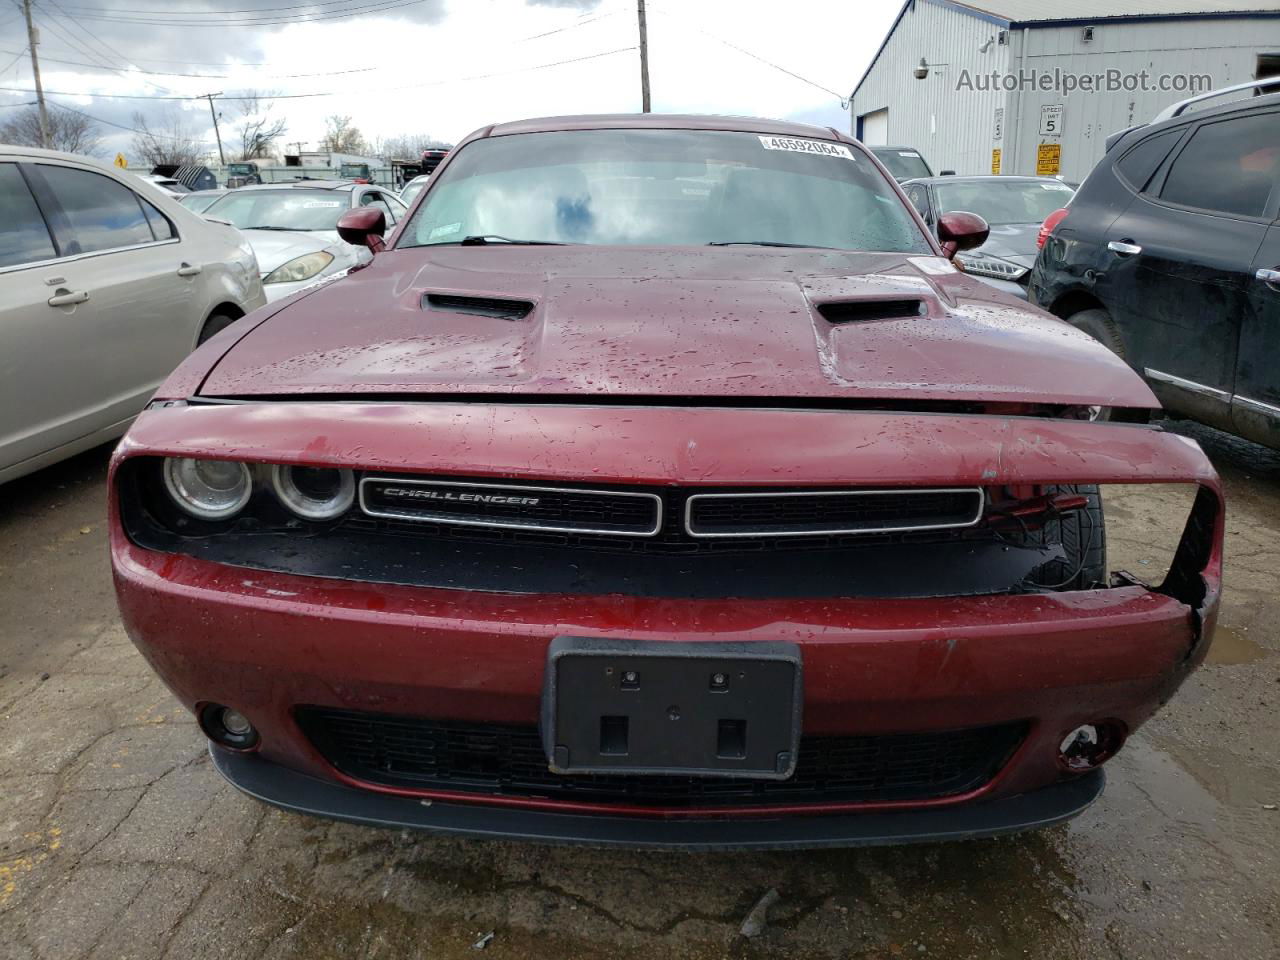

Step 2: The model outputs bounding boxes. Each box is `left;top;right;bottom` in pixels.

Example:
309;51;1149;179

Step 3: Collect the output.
975;223;1040;269
198;247;1157;408
240;229;342;274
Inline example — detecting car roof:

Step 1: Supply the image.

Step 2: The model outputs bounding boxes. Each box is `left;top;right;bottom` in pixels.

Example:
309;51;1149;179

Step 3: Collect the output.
232;180;358;191
868;145;923;152
904;175;1068;186
484;113;847;141
1115;89;1280;152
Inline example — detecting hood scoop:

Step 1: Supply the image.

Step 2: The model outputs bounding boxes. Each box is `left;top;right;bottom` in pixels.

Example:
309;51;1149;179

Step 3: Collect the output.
817;298;925;324
424;292;535;320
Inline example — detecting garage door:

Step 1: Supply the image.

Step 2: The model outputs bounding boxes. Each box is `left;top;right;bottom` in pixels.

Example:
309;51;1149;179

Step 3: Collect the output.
859;108;888;145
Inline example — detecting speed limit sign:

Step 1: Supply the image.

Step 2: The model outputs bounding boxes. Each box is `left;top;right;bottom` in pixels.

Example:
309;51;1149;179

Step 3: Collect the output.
1039;104;1063;137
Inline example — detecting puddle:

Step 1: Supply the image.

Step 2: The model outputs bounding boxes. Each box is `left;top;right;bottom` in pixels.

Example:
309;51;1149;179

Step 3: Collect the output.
1205;625;1268;665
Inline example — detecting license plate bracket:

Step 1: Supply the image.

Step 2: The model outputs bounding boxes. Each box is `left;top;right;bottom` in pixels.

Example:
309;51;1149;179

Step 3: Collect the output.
541;636;802;779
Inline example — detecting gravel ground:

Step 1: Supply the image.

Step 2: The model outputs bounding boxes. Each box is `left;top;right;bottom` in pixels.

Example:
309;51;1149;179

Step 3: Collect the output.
1;420;1277;960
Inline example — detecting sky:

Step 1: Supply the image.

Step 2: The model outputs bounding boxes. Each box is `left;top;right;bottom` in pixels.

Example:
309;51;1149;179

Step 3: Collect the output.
0;0;903;162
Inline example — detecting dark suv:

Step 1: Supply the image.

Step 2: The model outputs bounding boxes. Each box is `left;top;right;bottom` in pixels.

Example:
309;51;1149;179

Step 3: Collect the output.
1029;79;1280;448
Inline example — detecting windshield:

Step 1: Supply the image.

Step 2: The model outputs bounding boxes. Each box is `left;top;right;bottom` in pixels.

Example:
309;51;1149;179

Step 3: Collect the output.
871;149;931;180
402;178;428;203
227;164;254;175
400;129;931;252
201;189;349;230
341;164;370;178
933;179;1076;226
180;192;225;212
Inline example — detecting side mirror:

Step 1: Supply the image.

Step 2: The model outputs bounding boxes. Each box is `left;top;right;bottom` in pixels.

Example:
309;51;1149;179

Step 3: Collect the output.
937;210;989;259
337;207;387;253
939;169;956;176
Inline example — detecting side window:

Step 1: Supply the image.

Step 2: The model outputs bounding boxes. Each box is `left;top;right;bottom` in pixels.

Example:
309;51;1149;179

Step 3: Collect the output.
1159;112;1280;218
139;196;175;240
361;191;396;224
37;165;154;254
1115;128;1184;192
0;163;58;267
904;184;930;220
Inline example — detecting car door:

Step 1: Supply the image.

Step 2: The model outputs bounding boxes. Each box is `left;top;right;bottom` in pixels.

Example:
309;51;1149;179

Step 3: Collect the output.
0;160;80;472
1099;109;1277;427
1235;222;1280;446
24;161;197;438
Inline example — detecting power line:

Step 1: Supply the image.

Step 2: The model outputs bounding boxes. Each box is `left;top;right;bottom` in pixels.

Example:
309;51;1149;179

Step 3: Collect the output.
36;0;436;27
47;97;213;143
649;5;844;100
0;46;379;79
55;0;403;16
0;43;27;76
0;45;638;101
39;0;178;94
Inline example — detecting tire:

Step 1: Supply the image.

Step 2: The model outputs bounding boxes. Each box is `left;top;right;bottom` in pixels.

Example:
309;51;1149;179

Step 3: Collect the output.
1026;484;1107;590
1066;307;1125;360
197;312;237;346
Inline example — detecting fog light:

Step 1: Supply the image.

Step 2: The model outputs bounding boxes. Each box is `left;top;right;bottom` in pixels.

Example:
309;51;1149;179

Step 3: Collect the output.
270;464;355;520
1058;722;1123;771
164;457;252;520
199;703;259;749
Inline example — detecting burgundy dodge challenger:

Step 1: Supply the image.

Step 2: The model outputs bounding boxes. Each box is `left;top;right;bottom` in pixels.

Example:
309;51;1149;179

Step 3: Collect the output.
110;115;1223;848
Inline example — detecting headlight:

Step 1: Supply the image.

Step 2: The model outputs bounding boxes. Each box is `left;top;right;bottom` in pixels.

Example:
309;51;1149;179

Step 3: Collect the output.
954;253;1029;281
263;251;334;284
163;458;252;520
270;465;355;520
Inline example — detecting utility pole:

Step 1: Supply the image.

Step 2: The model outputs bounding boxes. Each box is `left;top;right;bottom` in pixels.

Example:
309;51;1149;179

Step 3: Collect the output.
201;92;225;165
22;0;51;149
637;0;650;113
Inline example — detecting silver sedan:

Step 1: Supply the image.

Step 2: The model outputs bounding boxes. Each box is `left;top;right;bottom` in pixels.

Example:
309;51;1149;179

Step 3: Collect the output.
1;146;266;483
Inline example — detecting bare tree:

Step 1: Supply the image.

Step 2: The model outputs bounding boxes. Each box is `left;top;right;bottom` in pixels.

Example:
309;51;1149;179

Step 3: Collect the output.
0;105;103;155
234;91;288;161
321;115;367;155
373;133;449;159
130;107;207;167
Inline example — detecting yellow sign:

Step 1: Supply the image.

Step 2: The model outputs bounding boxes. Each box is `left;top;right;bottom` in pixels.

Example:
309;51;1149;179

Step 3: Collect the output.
114;153;128;169
991;148;1001;175
1036;143;1061;176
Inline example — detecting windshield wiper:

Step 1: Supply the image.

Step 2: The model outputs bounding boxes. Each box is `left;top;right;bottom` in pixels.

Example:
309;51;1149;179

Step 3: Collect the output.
457;235;568;246
243;225;306;231
707;240;838;249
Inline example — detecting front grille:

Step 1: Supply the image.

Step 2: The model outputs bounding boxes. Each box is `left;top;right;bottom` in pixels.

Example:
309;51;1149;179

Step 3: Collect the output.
296;707;1027;809
359;477;662;536
686;488;982;537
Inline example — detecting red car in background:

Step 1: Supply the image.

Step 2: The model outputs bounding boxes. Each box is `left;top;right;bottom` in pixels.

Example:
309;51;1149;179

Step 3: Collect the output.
110;115;1222;848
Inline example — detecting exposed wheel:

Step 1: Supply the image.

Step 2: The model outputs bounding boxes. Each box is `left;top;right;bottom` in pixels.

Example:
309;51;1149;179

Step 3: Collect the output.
1066;307;1125;359
197;312;237;345
1023;484;1107;590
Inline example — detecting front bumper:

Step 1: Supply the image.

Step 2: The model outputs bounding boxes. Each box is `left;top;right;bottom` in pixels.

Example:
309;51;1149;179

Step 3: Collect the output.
213;744;1105;849
110;403;1222;844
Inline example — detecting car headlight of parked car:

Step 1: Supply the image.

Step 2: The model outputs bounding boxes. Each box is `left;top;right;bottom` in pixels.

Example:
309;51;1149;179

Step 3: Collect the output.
263;251;335;285
159;457;356;522
163;458;253;520
954;252;1029;281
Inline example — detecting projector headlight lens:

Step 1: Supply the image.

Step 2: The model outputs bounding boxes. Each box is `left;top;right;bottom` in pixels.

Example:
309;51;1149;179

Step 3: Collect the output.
270;465;355;520
163;458;252;520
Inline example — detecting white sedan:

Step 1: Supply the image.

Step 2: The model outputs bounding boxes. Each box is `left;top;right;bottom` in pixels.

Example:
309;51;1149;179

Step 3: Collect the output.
200;182;408;301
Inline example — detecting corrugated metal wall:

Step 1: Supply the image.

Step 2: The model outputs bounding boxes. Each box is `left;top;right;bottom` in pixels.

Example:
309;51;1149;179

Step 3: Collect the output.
850;1;1013;177
852;1;1278;181
1016;17;1276;181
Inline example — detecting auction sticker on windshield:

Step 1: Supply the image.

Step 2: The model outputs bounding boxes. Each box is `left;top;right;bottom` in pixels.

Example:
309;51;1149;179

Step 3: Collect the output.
757;135;854;159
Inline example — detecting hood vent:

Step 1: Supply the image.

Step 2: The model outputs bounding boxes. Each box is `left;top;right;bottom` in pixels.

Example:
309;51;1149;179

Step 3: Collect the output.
817;299;925;324
424;293;534;320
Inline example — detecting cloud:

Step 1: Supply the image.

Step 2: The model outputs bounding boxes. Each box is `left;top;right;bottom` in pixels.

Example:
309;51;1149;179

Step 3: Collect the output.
1;0;898;165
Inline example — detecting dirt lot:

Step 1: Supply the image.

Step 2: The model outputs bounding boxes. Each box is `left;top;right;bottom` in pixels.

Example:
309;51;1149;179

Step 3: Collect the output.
1;421;1277;960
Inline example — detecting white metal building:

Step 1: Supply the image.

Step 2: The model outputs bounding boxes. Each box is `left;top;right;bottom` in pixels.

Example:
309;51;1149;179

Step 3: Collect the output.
849;1;1280;181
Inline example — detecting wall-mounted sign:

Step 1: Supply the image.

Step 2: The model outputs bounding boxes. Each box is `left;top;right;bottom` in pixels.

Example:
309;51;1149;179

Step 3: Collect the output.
1039;103;1064;137
1036;142;1062;175
991;148;1002;174
993;107;1004;141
